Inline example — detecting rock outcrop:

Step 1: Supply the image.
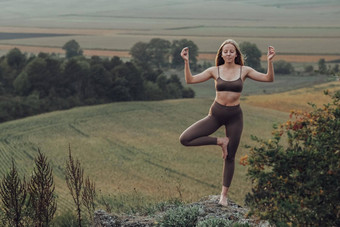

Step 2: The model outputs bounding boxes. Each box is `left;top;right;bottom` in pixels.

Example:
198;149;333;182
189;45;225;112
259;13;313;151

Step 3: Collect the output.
93;195;270;227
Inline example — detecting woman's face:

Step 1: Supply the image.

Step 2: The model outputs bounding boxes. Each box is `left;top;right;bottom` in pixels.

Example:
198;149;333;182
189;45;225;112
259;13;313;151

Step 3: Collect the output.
221;43;237;63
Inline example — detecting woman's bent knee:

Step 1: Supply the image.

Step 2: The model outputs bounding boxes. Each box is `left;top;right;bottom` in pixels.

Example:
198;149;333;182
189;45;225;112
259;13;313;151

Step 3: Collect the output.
179;135;190;146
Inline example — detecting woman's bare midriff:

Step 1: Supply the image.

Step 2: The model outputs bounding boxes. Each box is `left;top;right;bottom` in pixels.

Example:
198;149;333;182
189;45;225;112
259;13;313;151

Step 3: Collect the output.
215;91;241;106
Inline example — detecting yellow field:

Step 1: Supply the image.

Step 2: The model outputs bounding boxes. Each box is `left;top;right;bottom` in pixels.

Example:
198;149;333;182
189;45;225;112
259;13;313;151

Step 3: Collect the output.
243;81;339;112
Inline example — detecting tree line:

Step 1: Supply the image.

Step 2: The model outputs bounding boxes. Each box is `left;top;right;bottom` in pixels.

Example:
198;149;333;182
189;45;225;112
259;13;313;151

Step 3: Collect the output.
0;39;197;123
1;37;334;123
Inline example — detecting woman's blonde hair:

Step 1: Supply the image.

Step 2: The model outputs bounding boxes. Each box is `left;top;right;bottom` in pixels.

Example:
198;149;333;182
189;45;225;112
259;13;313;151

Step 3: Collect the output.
215;39;244;66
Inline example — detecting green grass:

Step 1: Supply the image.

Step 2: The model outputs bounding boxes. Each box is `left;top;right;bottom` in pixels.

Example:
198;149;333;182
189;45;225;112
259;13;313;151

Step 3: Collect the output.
0;98;288;212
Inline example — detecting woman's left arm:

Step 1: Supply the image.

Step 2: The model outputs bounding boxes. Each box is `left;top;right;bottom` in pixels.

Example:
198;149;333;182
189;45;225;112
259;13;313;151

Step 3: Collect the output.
245;46;276;82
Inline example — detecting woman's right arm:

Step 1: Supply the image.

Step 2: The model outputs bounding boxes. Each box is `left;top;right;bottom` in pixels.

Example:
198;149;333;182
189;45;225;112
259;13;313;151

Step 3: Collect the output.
181;47;214;84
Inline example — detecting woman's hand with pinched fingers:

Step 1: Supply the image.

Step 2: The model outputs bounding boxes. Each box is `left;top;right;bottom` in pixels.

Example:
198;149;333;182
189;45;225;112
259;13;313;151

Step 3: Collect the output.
181;47;189;62
267;46;276;61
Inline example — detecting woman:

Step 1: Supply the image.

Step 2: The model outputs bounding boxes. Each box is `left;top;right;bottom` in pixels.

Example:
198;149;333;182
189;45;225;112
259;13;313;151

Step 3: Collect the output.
179;39;276;206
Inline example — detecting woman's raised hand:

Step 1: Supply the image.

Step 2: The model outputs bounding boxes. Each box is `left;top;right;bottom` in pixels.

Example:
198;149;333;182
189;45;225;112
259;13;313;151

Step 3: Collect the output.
181;47;189;61
267;46;276;61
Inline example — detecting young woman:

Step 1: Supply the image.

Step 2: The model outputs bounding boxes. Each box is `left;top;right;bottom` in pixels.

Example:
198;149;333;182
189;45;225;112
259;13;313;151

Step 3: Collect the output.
179;39;276;206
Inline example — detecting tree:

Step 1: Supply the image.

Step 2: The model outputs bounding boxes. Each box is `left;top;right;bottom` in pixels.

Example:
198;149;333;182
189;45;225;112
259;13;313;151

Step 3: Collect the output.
243;90;340;226
61;58;90;98
22;57;50;97
88;64;113;99
273;60;294;74
0;160;27;227
28;149;57;226
318;58;327;74
130;38;171;69
13;71;31;96
171;39;198;69
182;87;195;98
304;65;314;73
111;62;144;100
130;41;150;68
147;38;171;68
239;42;262;71
62;40;83;59
6;48;26;70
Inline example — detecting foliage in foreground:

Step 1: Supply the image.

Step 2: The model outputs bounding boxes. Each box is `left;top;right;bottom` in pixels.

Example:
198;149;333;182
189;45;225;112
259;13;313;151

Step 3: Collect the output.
242;90;340;226
157;205;199;227
156;204;251;227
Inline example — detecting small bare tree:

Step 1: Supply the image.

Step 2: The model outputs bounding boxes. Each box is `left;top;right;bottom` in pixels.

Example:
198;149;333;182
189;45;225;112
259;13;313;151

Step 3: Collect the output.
82;176;96;222
0;160;27;227
28;149;57;226
65;145;84;227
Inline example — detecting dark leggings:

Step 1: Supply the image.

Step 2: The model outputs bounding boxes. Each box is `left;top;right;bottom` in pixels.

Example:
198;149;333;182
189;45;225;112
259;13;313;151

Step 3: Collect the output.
179;101;243;187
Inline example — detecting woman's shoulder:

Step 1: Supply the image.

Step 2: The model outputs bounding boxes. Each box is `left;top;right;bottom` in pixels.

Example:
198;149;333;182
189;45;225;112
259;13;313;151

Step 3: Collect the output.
240;65;254;80
208;66;219;79
241;65;255;74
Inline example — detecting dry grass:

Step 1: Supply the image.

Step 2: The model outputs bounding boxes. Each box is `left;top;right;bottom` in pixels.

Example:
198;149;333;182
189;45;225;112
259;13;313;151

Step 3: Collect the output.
243;81;339;112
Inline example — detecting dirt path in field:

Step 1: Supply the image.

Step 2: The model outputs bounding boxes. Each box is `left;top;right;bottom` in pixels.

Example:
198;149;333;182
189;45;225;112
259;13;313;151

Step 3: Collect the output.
0;44;339;63
0;44;131;58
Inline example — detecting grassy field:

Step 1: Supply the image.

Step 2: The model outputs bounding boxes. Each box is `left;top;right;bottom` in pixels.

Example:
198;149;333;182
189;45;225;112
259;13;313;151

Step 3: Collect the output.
0;79;338;212
0;98;288;212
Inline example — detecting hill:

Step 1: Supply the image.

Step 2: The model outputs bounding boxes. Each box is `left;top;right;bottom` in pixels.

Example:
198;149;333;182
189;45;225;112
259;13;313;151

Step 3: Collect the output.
0;79;338;214
0;98;288;212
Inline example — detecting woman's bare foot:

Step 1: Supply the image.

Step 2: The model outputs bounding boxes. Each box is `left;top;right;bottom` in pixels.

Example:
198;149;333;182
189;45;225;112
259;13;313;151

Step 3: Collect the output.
218;186;229;206
218;194;228;207
218;196;228;206
217;137;229;159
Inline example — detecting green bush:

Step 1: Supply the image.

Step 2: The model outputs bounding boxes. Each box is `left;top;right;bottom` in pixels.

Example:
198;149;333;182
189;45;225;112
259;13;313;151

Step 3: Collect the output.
243;90;340;226
273;60;294;74
157;205;199;227
197;217;232;227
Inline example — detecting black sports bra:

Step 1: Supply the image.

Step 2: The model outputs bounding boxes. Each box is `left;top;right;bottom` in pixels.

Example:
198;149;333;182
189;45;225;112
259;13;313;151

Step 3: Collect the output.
215;66;243;93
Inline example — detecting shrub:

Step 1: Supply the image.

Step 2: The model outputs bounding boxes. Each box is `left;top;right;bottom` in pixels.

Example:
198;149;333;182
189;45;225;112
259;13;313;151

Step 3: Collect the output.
0;160;27;227
243;90;340;226
273;60;294;74
157;205;199;227
304;65;314;73
182;87;195;98
197;217;233;227
28;149;57;226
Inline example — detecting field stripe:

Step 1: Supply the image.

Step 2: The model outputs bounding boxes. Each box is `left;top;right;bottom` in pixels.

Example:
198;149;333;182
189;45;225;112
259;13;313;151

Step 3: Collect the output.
1;44;339;63
198;53;340;63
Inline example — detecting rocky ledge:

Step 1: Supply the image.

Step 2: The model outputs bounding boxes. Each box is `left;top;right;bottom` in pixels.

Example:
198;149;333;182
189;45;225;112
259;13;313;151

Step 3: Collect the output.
93;195;270;227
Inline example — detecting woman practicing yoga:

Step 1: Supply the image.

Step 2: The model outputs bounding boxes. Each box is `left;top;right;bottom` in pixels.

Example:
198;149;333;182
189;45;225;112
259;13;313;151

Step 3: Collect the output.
179;39;276;206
